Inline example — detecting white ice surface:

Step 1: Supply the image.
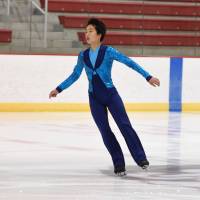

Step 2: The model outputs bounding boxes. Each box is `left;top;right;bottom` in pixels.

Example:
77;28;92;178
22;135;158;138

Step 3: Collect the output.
0;112;200;200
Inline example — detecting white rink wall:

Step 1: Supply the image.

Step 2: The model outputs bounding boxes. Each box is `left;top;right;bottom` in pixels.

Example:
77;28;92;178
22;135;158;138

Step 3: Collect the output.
182;58;200;103
0;55;199;105
0;55;168;103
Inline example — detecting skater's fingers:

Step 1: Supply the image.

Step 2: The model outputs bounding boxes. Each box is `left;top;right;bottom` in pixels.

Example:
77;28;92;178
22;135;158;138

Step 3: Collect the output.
149;81;155;87
154;78;160;86
49;91;56;99
150;82;156;87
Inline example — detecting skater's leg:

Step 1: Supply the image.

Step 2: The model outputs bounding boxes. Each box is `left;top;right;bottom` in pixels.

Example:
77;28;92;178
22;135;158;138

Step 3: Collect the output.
108;92;148;167
89;94;125;170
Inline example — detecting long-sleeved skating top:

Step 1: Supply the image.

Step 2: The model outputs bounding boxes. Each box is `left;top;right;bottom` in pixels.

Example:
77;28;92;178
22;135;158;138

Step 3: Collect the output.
56;45;152;93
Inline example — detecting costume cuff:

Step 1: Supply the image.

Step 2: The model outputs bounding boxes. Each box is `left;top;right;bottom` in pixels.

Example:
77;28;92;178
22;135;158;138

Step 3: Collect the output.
146;75;152;81
56;86;62;93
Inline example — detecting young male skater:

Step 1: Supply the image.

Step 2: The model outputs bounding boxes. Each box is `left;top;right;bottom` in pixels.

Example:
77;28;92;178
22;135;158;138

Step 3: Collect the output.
49;18;160;176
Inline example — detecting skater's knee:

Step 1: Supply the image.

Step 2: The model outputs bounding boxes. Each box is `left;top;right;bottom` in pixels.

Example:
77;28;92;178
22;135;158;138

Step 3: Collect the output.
100;130;116;143
119;122;132;131
118;122;136;135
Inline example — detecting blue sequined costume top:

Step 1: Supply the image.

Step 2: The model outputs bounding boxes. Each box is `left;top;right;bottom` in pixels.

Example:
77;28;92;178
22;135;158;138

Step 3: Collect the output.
56;45;152;93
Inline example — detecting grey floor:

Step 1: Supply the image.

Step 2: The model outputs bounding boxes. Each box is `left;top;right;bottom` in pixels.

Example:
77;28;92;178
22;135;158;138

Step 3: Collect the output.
0;112;200;200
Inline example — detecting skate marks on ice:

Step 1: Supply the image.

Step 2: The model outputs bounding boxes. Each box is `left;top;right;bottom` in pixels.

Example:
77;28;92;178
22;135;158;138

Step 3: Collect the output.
101;164;200;184
100;164;200;198
1;112;200;199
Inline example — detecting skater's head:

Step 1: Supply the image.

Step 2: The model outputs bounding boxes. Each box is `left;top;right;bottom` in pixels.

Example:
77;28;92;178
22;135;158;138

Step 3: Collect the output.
85;18;106;45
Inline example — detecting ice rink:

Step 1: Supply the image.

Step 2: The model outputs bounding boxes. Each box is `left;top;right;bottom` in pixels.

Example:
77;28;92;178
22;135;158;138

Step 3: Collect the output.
0;112;200;200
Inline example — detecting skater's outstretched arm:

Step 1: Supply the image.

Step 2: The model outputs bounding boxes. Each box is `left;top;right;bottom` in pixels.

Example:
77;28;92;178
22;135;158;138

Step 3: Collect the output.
49;52;84;99
108;47;160;87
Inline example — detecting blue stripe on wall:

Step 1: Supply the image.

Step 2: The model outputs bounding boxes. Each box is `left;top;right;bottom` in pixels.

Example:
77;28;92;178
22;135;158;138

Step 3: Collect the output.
169;57;183;112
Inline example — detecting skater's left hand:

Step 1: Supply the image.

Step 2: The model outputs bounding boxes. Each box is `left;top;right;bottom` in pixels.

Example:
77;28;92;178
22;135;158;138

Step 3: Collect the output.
148;77;160;87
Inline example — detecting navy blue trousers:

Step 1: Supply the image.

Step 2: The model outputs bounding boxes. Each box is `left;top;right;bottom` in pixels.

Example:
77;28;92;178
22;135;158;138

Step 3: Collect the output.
89;75;147;169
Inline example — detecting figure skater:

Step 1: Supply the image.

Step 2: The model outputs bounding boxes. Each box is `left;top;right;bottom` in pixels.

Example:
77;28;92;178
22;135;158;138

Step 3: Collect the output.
49;18;160;176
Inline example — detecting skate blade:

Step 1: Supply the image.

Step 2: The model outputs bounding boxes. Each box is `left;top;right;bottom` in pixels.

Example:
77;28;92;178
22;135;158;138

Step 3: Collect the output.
142;165;149;171
115;171;127;177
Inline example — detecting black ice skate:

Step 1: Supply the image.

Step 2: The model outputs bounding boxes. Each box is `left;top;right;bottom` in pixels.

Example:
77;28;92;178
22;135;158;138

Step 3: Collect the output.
138;160;149;170
114;166;126;176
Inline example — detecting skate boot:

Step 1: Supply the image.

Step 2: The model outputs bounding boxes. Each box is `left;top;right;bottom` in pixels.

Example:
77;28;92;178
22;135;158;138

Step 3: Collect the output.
138;160;149;170
114;166;126;176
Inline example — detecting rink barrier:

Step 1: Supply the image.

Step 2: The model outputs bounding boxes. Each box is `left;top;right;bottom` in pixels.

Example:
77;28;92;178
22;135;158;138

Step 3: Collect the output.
0;54;200;112
169;57;183;112
0;103;168;112
182;103;200;112
0;103;199;112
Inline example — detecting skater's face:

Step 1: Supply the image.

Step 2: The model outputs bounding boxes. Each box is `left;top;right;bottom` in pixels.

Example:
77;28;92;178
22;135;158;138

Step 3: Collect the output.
85;25;101;45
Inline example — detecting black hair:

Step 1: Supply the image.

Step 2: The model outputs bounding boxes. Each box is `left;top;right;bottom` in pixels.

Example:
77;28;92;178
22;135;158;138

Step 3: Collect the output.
86;18;106;42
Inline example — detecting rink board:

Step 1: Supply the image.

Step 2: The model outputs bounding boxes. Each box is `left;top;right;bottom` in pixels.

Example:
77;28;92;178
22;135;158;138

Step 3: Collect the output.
0;54;199;111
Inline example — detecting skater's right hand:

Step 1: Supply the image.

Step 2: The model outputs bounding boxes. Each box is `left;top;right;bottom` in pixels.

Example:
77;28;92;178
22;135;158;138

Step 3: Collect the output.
49;89;59;99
